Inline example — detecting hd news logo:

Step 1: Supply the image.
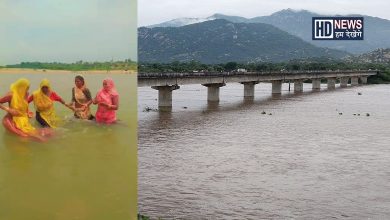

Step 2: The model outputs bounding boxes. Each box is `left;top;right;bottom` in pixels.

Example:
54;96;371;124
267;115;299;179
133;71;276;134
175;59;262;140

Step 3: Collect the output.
312;17;364;40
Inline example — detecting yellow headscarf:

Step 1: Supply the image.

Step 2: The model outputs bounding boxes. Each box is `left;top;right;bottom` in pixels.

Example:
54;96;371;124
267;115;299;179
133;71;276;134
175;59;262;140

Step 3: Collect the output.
10;78;36;134
32;79;60;128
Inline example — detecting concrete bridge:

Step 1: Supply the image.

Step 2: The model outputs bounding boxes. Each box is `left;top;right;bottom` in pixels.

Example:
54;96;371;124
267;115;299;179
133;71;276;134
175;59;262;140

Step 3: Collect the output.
138;70;378;110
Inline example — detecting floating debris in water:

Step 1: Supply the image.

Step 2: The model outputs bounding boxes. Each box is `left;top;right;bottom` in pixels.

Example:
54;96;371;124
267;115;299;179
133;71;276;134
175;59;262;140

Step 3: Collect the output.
358;114;360;116
268;113;272;115
366;113;370;116
183;106;188;109
143;106;158;112
339;112;343;115
353;114;356;116
261;111;266;114
144;106;152;112
358;92;362;95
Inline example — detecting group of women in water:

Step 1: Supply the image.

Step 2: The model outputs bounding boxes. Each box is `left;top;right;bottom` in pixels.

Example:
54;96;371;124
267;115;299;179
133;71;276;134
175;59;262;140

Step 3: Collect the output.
0;75;119;141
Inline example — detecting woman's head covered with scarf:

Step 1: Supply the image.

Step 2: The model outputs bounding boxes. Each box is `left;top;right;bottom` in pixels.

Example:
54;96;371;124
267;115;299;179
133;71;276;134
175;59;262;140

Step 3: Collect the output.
10;78;30;112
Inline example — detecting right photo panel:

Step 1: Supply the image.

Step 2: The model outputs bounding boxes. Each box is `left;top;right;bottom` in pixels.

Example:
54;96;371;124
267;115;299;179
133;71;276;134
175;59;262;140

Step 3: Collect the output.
138;0;390;219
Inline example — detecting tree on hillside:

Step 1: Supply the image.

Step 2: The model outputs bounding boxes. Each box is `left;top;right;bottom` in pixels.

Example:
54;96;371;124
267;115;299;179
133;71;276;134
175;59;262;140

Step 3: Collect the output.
224;62;238;72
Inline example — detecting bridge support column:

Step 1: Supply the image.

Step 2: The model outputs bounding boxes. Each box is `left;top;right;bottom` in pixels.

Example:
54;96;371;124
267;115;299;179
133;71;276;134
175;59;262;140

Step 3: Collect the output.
272;80;282;94
327;78;336;89
152;85;180;110
351;76;359;86
312;79;321;90
340;77;349;88
241;81;258;97
294;80;303;92
202;83;226;102
360;76;368;84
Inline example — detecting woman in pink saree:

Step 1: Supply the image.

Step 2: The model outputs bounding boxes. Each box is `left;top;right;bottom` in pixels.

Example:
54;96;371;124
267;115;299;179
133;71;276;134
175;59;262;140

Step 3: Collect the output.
93;78;119;124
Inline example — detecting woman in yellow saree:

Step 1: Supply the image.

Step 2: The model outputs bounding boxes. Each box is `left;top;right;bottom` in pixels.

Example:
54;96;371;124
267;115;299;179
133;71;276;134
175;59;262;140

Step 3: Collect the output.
0;78;52;141
28;79;71;128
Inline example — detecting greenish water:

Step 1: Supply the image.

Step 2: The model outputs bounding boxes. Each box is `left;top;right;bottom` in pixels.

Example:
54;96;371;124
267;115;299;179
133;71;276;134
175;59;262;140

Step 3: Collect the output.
0;73;137;220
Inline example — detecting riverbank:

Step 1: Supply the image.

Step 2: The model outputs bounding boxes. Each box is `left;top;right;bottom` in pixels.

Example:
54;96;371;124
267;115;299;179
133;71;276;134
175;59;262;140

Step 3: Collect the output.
0;68;137;75
368;71;390;84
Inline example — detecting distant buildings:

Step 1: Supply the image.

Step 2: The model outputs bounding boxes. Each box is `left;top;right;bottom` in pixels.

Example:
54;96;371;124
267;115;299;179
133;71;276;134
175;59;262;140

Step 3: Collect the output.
236;68;247;73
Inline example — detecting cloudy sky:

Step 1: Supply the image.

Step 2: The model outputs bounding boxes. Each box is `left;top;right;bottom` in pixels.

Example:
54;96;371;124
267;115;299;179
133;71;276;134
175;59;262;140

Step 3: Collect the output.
139;0;390;27
0;0;137;65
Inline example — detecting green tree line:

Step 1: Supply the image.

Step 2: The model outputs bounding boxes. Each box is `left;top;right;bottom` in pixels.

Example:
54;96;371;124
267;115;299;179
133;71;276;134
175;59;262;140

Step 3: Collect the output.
4;59;137;71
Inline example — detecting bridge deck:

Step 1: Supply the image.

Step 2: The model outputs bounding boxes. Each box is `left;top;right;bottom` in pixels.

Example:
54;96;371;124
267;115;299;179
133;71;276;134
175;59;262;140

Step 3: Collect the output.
138;70;378;87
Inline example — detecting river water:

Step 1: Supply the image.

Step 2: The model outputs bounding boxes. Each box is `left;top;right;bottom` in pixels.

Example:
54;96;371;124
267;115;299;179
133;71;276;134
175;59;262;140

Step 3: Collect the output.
138;83;390;219
0;73;137;220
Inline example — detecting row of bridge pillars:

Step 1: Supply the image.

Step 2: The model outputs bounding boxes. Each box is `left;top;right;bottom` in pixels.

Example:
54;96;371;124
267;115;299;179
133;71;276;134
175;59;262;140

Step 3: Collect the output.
152;76;368;109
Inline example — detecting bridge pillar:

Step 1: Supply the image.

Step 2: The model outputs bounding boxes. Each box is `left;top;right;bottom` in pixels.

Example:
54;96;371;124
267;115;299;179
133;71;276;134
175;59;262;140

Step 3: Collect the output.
152;85;180;110
272;80;282;94
327;77;336;89
351;76;359;86
294;80;303;92
241;81;258;97
340;77;349;88
360;76;368;84
312;79;321;90
202;83;226;102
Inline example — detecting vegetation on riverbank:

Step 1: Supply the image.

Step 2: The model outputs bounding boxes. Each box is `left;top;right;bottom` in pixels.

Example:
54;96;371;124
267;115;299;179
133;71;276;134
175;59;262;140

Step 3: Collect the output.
3;59;137;71
138;214;150;220
139;60;390;83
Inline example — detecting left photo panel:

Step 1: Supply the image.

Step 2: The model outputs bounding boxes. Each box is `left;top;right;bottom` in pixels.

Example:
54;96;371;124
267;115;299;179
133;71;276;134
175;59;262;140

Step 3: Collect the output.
0;0;138;219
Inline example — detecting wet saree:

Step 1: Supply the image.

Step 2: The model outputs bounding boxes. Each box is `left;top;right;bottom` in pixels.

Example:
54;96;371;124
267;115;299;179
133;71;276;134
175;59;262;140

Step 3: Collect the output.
32;79;60;128
72;86;93;120
95;78;119;124
10;78;36;134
